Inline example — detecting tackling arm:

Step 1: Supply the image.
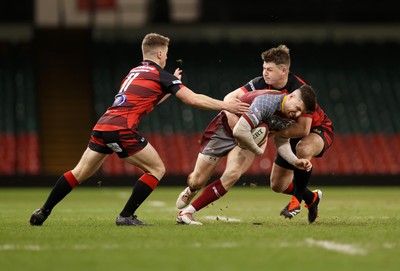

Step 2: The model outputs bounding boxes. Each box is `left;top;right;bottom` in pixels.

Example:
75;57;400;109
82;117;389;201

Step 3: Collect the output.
274;116;312;138
223;88;246;129
176;87;249;114
223;88;246;101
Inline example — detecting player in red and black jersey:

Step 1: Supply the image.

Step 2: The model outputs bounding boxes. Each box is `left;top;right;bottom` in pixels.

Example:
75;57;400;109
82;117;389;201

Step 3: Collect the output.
29;33;249;227
176;44;334;224
237;45;333;223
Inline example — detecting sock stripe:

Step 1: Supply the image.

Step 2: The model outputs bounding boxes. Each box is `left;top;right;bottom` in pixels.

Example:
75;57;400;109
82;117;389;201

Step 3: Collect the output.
138;173;159;190
64;171;79;188
213;179;227;198
212;185;222;198
283;182;294;194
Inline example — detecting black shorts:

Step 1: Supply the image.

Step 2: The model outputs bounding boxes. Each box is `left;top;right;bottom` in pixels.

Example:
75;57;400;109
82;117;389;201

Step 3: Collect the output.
274;125;334;170
88;129;148;158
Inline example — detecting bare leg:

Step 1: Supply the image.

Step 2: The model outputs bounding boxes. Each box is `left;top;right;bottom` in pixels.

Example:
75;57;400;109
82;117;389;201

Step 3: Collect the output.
118;143;166;219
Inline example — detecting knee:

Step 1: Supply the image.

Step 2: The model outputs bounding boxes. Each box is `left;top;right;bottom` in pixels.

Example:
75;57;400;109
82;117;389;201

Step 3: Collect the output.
269;176;283;193
269;173;291;193
270;183;280;193
159;164;166;178
187;172;204;189
152;163;166;180
295;141;313;159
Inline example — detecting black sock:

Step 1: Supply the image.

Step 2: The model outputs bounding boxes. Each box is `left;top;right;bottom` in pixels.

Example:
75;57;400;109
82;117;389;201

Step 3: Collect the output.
303;189;316;205
119;180;154;217
293;168;312;203
42;175;75;214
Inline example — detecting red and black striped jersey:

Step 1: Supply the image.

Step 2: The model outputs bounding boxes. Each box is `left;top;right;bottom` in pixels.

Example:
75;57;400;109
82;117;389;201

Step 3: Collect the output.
94;60;184;131
240;73;332;129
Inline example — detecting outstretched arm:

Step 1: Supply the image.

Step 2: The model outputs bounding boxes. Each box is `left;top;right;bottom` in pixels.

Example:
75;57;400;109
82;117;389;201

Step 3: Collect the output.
223;88;246;128
175;87;249;114
223;88;246;101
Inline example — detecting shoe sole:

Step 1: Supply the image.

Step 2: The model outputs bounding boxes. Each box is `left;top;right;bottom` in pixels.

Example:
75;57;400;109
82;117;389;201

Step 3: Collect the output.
176;187;197;209
176;190;190;209
280;209;301;219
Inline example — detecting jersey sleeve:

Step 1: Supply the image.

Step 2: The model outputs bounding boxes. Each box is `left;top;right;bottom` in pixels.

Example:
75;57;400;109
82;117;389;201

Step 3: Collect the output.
241;76;266;92
242;95;277;129
159;69;185;94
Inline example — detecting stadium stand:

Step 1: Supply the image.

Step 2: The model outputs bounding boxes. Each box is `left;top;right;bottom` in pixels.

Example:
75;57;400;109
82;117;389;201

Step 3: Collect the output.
1;38;400;180
89;40;400;177
0;42;40;175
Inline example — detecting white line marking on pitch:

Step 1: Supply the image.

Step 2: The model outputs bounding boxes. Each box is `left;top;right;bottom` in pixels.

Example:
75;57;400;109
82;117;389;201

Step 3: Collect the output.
203;215;242;222
146;201;166;207
0;244;42;251
306;238;368;255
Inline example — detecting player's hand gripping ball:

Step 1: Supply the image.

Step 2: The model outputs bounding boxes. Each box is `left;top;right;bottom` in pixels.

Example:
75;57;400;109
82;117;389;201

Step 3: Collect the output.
251;123;269;146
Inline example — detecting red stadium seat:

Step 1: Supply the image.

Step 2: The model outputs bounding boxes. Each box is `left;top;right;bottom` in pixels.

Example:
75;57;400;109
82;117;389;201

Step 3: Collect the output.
0;133;17;174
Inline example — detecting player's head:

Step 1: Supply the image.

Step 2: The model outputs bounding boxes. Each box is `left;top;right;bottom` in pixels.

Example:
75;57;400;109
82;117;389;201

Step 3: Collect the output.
283;85;316;118
261;45;291;87
298;85;316;113
142;33;170;68
261;45;291;67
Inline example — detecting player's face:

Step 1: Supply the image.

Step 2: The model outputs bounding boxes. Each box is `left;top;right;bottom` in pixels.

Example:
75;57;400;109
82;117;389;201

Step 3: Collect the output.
284;90;305;119
262;62;286;87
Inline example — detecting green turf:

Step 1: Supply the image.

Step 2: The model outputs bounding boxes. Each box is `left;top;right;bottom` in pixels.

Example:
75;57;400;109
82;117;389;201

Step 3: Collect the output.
0;186;399;271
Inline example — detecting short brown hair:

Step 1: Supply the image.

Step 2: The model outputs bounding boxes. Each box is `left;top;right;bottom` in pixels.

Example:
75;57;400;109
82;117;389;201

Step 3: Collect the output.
261;44;291;68
141;33;170;55
299;85;316;113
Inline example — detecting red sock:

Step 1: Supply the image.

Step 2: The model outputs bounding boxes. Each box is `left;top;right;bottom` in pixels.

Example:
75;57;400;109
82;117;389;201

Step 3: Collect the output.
139;173;159;190
192;179;227;212
64;171;79;188
283;182;294;195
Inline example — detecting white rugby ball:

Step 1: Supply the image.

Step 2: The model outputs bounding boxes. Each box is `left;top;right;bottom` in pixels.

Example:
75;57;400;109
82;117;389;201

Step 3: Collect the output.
251;123;268;146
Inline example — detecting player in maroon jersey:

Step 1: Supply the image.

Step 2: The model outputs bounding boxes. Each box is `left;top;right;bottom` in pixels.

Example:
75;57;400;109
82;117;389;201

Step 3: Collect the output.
176;44;334;224
175;86;316;225
29;33;249;226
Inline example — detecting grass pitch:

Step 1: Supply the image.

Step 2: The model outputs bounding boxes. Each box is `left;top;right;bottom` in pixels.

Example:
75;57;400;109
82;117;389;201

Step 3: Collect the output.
0;186;399;271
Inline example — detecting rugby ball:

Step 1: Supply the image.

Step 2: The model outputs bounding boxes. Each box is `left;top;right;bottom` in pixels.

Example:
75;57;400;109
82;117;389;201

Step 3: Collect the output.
251;123;269;146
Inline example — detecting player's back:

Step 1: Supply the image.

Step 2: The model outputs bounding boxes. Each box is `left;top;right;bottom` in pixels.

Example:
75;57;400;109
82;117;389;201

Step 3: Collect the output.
240;89;283;104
